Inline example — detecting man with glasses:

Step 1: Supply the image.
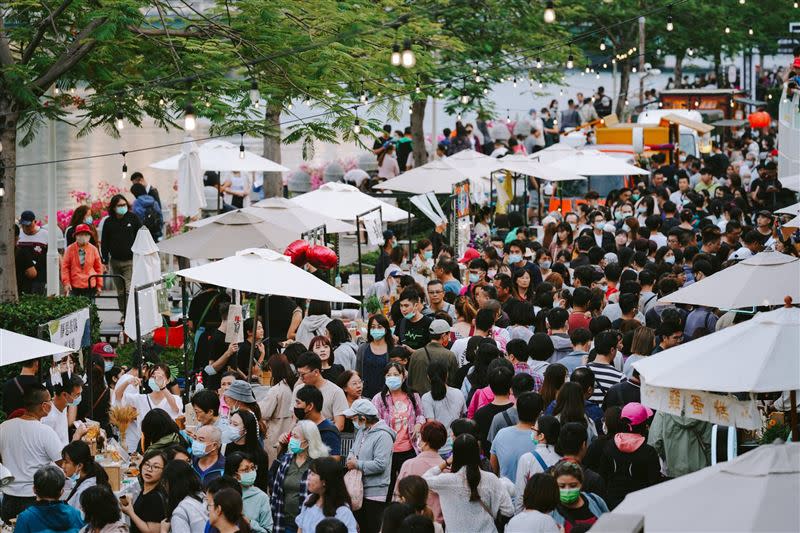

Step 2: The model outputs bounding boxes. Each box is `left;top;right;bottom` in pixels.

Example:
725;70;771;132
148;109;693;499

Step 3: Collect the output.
651;322;684;354
425;280;456;320
41;375;87;447
0;385;65;521
292;352;348;431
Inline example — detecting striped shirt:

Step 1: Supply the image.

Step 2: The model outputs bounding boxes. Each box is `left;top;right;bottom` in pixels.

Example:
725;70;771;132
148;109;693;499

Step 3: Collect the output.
586;362;625;404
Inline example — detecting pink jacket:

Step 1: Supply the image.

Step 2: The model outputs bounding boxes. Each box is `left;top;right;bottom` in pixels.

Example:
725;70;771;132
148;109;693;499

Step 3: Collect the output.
468;387;516;419
372;390;426;453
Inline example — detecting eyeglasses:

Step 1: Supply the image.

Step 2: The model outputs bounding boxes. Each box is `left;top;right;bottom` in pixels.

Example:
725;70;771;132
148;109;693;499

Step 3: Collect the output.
297;369;317;379
238;465;257;474
428;290;444;295
142;462;163;471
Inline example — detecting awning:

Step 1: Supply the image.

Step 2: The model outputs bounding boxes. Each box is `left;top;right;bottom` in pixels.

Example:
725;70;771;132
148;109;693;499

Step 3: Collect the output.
0;329;74;367
734;97;767;107
712;119;749;128
658;114;714;134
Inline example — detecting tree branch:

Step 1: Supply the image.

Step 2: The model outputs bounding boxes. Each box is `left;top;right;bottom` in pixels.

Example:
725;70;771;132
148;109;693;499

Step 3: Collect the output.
0;16;16;67
22;0;74;64
129;26;204;38
33;17;106;91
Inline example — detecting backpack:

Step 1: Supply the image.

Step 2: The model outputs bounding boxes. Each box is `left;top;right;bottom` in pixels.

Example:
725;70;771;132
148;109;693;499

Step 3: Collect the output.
141;204;163;239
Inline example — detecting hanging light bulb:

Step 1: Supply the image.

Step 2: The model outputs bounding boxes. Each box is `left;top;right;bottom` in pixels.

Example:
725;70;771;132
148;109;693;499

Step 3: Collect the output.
513;77;517;88
239;134;246;159
625;99;630;106
461;94;470;104
249;80;259;106
566;51;574;70
353;117;361;135
115;112;124;130
457;113;462;121
184;103;196;131
390;43;401;66
401;39;415;68
415;81;421;94
287;102;293;110
596;73;601;79
121;153;128;181
725;26;731;34
437;89;444;99
632;66;637;73
158;98;165;106
539;82;543;88
600;42;606;51
585;65;591;74
748;27;754;35
543;1;556;23
688;48;694;56
739;0;745;4
506;113;511;124
482;87;488;94
536;57;543;69
0;181;4;198
54;87;60;95
666;5;674;31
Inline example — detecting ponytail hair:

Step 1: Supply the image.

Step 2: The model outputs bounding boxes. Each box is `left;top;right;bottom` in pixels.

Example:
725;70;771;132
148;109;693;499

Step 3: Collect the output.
450;434;482;502
427;360;448;402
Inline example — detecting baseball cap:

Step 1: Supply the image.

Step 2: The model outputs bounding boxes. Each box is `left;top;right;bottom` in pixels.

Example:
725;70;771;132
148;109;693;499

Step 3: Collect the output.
19;210;36;226
730;247;753;261
382;230;395;241
756;210;774;220
458;247;480;264
75;224;92;235
343;398;379;418
621;402;654;426
429;319;451;335
91;342;118;358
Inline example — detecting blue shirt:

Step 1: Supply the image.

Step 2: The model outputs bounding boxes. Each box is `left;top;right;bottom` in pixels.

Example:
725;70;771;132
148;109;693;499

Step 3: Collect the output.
490;425;537;481
296;504;358;533
317;419;341;456
443;279;463;295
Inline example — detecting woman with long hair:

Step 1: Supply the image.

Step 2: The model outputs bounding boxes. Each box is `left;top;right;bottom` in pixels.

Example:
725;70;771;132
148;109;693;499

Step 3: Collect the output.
119;449;167;533
373;362;425;503
422;434;513;533
377;143;400;180
270;420;330;533
326;319;358;372
355;314;393;399
141;408;190;454
79;484;127;532
297;457;357;533
411;238;435;285
223;380;267;437
549;222;574;258
622;326;655;379
61;440;111;511
309;335;344;383
65;205;99;247
336;370;363;437
161;459;208;532
421;361;465;456
396;475;444;533
260;354;297;465
511;269;534;302
553;382;597;442
224;410;269;492
583;407;624;471
223;452;273;532
539;364;567;407
208;488;251;533
451;297;477;340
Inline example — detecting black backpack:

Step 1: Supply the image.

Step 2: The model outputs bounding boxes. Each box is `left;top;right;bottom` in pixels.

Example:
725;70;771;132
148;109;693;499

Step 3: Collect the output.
141;204;163;239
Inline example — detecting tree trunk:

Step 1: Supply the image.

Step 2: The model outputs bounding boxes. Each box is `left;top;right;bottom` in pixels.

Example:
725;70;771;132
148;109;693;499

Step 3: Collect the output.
615;62;631;118
674;53;685;89
261;102;283;198
713;49;722;86
0;95;20;303
410;98;428;168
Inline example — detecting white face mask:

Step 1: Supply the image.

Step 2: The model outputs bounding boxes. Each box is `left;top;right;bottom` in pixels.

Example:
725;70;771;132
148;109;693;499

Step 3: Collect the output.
76;235;90;245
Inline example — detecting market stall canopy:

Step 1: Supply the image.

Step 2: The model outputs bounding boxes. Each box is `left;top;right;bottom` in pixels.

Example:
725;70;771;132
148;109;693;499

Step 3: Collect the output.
613;443;799;532
150;140;290;173
445;149;506;176
658;113;714;134
711;119;749;128
0;329;73;367
549;149;650;176
188;198;355;237
373;159;488;194
780;174;800;192
776;201;800;216
783;214;800;229
528;143;577;164
291;182;410;222
176;248;359;304
633;307;800;394
497;154;587;182
158;210;279;259
660;250;800;308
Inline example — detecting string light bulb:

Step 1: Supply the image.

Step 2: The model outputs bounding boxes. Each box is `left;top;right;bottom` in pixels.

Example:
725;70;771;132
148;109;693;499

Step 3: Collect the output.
401;39;415;68
461;94;470;104
115;112;124;130
249;80;259;106
544;1;556;23
748;27;753;35
513;77;517;88
566;49;574;69
415;81;421;94
184;103;196;131
600;42;606;51
54;87;60;95
239;134;245;159
391;43;401;66
121;152;128;181
0;181;4;198
353;117;361;135
666;5;674;31
725;26;730;34
536;57;543;69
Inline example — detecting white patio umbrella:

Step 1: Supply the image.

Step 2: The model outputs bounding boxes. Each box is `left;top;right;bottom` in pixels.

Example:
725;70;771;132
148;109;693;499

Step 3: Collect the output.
291;182;410;222
775;201;800;216
188;198;355;239
0;329;73;367
633;306;800;429
660;250;800;308
175;137;205;218
446;149;506;175
497;154;587;182
780;174;800;192
124;228;163;340
176;248;359;304
374;159;488;194
612;442;800;532
150;139;290;173
528;143;577;164
549;149;650;176
784;214;800;229
158;210;280;259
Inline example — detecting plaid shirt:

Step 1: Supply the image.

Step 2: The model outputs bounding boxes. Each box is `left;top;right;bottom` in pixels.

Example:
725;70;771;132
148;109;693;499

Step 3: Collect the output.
270;452;310;533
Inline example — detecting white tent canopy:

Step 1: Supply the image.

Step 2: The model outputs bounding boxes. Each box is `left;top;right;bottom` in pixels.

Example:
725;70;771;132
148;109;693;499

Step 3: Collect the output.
613;443;799;532
660;250;800;308
780;174;800;192
549;149;650;176
0;329;73;367
176;248;358;304
291;182;410;222
497;154;587;182
150;139;290;173
374;159;488;195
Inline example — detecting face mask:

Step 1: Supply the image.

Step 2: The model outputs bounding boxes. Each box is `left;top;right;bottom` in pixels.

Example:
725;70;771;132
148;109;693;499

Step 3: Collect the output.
599;284;609;292
239;471;257;487
403;311;416;320
293;407;307;420
370;329;386;340
569;222;577;231
664;256;676;265
353;419;364;431
115;205;128;216
622;224;631;233
104;361;114;372
68;395;82;407
84;216;93;224
539;260;552;270
69;472;80;483
423;250;433;260
223;426;242;443
552;299;561;308
191;440;208;457
288;437;305;454
531;433;539;446
390;240;397;248
614;211;624;221
632;194;641;201
560;487;581;504
594;221;605;230
385;376;403;391
148;378;163;392
468;273;480;283
487;269;497;278
637;206;647;214
76;235;91;245
508;254;522;264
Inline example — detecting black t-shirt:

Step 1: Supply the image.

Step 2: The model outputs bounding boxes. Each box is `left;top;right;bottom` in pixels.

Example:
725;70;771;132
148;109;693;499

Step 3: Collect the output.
322;364;345;384
201;329;229;390
473;402;514;453
16;241;47;284
131;488;167;533
236;340;261;376
429;230;447;258
188;289;227;331
397;315;433;350
556;498;599;533
374;250;391;282
265;296;299;344
373;135;390;151
15;246;36;294
2;375;40;415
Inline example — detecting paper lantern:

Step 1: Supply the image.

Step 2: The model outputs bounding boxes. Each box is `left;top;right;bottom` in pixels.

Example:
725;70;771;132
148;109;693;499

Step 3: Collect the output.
284;239;309;266
748;111;770;129
306;245;338;270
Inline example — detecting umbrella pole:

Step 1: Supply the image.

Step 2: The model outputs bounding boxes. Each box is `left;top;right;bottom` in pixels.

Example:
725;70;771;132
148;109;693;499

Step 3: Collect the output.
792;390;798;442
357;218;364;302
264;294;271;358
247;293;261;383
407;208;412;258
134;285;143;370
181;277;191;401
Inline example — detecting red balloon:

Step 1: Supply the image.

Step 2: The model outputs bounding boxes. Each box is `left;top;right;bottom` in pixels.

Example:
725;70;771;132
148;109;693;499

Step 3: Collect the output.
748;111;770;129
306;244;338;270
284;239;309;266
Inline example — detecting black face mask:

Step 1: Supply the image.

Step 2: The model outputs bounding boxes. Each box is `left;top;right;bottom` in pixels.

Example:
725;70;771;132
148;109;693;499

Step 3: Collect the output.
294;407;307;420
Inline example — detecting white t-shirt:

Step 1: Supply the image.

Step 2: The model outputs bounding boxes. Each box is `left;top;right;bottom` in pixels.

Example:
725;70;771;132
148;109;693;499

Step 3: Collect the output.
450;337;470;367
18;228;49;245
506;510;560;533
0;418;63;496
292;378;349;422
41;403;70;447
121;391;183;452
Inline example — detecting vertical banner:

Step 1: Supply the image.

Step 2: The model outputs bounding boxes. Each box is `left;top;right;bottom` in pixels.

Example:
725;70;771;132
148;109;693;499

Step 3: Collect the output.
363;212;384;247
225;304;244;344
453;181;471;218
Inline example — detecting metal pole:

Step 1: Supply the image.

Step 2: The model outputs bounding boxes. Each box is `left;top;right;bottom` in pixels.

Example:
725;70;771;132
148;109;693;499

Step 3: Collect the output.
264;295;271;356
181;277;190;400
356;215;364;302
46;86;59;296
247;293;261;382
407;208;412;258
134;286;143;369
791;390;798;443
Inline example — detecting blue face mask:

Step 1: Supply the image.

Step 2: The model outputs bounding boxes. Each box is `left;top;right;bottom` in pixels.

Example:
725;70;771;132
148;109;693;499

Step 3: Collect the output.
469;273;480;283
84;216;93;224
69;472;80;483
423;250;433;260
239;470;257;487
403;311;416;320
68;395;82;407
508;254;522;264
353;419;364;431
148;378;161;392
191;440;208;457
223;426;242;443
104;361;114;372
370;329;386;340
115;205;128;216
385;376;403;391
288;437;305;454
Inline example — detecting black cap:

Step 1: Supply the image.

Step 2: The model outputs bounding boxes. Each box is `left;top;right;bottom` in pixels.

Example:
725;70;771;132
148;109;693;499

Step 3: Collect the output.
383;229;395;240
19;210;35;226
